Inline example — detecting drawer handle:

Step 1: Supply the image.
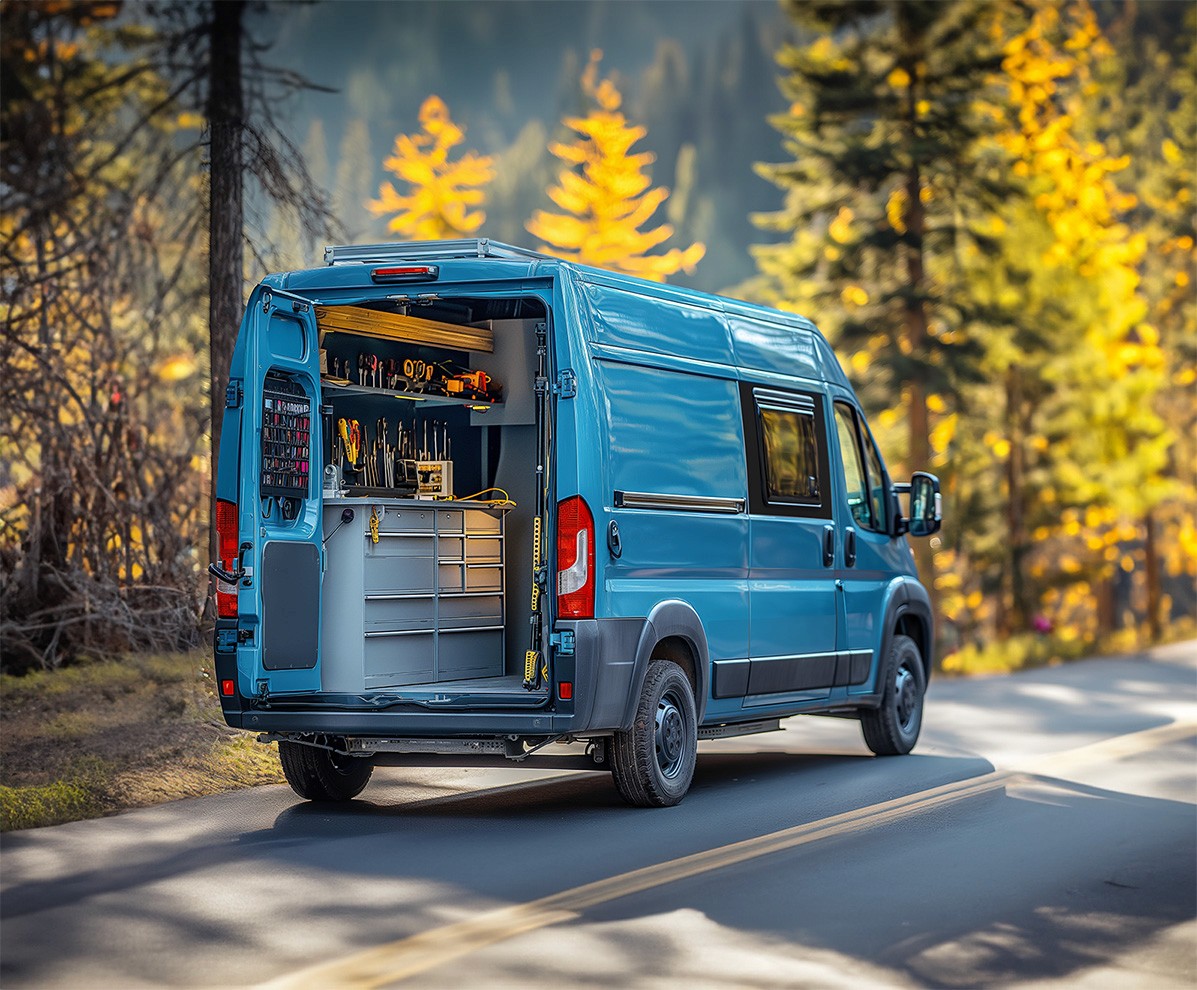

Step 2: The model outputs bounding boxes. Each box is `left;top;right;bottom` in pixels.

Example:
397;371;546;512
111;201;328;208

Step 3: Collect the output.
438;625;504;634
364;593;435;601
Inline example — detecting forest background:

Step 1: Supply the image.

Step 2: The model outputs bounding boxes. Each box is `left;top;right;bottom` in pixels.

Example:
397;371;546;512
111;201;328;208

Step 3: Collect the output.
2;0;1195;684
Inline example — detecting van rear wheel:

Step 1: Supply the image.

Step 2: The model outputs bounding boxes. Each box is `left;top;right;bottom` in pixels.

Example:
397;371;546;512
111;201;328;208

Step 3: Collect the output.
278;738;373;801
611;660;698;807
860;634;925;756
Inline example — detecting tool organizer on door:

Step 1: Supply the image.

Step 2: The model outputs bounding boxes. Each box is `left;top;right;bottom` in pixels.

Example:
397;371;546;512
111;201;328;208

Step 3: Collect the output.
320;499;509;691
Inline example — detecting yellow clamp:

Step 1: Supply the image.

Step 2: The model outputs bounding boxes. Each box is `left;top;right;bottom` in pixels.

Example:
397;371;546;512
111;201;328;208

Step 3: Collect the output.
530;516;542;612
369;506;380;545
524;650;540;686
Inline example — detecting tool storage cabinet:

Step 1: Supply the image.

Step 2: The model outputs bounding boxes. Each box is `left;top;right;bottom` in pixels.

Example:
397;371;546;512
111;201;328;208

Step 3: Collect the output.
320;498;508;691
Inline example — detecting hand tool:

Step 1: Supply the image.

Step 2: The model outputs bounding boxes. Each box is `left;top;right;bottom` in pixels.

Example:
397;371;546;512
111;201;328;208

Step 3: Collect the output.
377;417;388;487
337;418;361;469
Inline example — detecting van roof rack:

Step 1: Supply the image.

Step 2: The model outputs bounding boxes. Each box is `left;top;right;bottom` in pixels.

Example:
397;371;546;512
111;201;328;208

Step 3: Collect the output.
323;239;555;266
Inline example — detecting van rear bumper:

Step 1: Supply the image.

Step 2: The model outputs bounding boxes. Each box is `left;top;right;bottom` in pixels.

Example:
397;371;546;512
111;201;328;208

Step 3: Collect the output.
222;617;647;738
229;707;574;736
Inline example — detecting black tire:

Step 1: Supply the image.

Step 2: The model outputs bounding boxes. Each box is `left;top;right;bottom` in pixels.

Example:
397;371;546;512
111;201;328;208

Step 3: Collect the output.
278;739;373;801
861;634;926;756
611;659;698;807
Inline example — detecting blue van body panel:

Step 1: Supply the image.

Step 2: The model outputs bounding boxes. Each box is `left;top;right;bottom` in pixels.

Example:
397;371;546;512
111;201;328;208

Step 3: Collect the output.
216;245;935;745
578;276;736;366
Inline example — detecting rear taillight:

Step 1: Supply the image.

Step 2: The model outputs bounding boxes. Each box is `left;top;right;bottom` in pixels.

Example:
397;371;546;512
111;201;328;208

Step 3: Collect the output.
556;495;595;619
215;498;239;618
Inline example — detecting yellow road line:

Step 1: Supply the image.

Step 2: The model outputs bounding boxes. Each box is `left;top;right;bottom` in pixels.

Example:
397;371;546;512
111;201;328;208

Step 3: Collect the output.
257;720;1196;990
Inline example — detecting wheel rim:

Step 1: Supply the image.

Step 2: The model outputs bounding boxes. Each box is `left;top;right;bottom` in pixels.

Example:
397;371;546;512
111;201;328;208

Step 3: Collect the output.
326;744;360;777
655;690;688;779
894;662;919;731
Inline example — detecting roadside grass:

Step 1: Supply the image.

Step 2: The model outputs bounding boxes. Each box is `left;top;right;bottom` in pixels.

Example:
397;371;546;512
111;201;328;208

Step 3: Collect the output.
941;618;1197;676
0;651;284;832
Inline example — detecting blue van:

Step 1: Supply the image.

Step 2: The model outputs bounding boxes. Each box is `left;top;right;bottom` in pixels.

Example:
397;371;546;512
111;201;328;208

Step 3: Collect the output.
210;238;942;807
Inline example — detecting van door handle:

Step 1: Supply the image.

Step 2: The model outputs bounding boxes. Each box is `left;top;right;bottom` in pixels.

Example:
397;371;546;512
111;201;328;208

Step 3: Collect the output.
845;527;857;568
822;525;835;568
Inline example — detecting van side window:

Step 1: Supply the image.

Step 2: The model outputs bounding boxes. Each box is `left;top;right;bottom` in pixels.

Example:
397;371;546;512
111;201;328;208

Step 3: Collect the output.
741;384;832;518
834;404;872;529
833;401;889;533
761;407;820;502
861;421;889;532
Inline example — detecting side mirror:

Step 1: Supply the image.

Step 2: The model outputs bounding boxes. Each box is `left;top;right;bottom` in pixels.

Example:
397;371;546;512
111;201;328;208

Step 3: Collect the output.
908;472;942;537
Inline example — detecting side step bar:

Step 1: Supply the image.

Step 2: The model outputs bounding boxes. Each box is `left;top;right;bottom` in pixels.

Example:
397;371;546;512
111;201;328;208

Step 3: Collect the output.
698;718;782;741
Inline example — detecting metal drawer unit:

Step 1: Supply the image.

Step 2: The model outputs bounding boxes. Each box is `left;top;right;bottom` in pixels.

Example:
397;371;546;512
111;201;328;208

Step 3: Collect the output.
320;499;508;691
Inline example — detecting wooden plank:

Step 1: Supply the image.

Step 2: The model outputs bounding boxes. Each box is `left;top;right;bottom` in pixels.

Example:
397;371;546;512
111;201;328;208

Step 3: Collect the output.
315;305;493;353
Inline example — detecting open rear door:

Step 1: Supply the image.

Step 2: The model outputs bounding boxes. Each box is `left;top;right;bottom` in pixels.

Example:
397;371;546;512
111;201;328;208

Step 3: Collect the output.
236;285;323;697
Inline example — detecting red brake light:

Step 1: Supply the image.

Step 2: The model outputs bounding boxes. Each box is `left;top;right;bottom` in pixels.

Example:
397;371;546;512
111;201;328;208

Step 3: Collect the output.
220;679;236;697
215;498;239;618
371;265;440;282
556;495;595;619
558;681;573;701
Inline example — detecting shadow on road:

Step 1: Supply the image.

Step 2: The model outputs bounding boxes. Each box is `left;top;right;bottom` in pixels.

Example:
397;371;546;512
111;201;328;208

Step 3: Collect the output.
533;772;1197;989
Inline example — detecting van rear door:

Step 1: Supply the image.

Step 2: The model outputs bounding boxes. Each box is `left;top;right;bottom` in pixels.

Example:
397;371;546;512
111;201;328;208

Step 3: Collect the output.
236;285;323;696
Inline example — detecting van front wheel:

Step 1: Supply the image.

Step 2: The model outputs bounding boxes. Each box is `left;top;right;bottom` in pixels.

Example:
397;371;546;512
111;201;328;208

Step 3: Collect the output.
611;660;698;807
278;738;373;801
860;634;925;756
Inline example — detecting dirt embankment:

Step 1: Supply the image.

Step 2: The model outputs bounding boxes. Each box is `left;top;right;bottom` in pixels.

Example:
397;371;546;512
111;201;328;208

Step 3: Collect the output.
0;652;284;831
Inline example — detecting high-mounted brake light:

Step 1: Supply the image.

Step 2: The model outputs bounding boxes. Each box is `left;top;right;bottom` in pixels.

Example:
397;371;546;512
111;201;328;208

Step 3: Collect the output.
556;495;595;619
370;264;440;283
215;499;239;618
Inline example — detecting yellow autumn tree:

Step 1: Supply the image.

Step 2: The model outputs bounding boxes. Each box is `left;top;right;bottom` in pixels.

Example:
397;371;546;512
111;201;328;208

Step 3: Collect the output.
368;96;495;239
957;0;1174;647
527;51;704;281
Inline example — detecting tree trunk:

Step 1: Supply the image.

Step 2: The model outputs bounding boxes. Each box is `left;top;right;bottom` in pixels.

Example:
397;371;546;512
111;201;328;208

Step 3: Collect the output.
1144;511;1161;641
903;164;937;644
1096;571;1117;638
1004;369;1028;635
896;11;938;651
207;0;245;585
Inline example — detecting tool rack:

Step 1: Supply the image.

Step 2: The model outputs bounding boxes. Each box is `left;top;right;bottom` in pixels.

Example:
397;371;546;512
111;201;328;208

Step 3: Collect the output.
319;499;509;691
322;380;498;411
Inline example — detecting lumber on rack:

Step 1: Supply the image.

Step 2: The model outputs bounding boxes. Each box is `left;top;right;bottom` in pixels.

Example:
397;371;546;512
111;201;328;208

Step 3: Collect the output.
315;305;493;353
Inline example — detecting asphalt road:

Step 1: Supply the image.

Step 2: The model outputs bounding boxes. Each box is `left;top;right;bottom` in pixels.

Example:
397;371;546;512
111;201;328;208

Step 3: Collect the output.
2;642;1194;989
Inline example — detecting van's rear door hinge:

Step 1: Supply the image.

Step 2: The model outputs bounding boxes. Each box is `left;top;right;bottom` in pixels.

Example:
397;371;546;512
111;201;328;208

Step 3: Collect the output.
553;369;577;398
225;380;243;408
549;630;576;655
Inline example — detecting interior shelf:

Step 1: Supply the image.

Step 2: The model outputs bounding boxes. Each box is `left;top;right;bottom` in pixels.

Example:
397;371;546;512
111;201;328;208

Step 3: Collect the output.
321;378;501;412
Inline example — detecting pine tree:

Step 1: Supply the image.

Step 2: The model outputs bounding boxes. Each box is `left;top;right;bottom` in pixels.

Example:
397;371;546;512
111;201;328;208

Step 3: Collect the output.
367;96;495;240
527;50;704;282
973;0;1173;642
748;1;1019;633
1108;3;1197;639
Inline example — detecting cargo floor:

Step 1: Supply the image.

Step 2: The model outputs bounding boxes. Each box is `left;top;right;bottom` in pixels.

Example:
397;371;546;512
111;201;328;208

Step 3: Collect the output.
371;674;549;707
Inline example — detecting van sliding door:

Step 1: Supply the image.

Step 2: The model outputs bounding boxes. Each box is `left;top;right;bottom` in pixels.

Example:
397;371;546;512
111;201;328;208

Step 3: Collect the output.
741;385;838;701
